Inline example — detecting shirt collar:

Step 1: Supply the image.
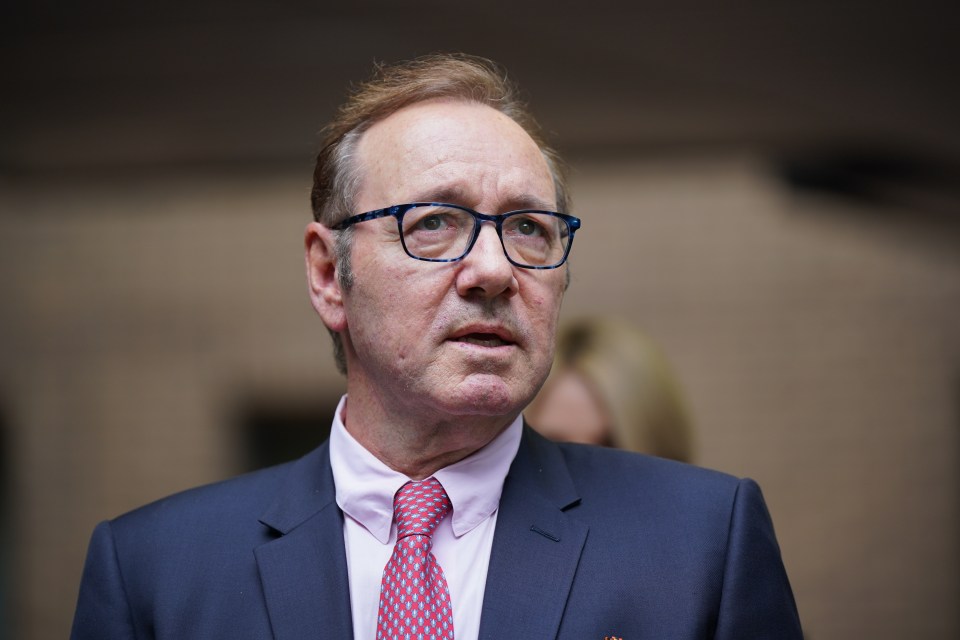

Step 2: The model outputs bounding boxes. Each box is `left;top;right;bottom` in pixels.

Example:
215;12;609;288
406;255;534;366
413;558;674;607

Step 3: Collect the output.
329;394;522;543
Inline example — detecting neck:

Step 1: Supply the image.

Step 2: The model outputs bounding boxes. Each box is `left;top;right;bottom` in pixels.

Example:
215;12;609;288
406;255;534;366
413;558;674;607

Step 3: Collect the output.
340;391;517;480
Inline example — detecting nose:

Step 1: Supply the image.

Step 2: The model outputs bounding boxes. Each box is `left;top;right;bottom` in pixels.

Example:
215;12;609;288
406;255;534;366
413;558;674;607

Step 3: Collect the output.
454;223;518;299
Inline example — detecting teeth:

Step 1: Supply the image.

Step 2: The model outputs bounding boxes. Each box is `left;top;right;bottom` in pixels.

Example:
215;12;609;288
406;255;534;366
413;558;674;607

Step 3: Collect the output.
460;334;507;347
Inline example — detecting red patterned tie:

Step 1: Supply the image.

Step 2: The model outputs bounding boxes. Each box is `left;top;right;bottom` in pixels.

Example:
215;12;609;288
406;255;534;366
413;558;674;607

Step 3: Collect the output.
376;477;455;640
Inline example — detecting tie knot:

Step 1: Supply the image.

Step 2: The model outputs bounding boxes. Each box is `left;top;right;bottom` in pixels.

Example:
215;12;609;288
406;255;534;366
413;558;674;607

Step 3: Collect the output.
393;477;451;538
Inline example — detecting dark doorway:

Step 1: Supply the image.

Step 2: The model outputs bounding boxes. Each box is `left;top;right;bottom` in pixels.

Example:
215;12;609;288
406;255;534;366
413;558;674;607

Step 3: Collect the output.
238;398;338;473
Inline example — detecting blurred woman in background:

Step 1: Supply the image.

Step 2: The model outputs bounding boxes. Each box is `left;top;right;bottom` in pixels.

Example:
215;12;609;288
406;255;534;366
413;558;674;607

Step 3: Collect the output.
526;317;695;462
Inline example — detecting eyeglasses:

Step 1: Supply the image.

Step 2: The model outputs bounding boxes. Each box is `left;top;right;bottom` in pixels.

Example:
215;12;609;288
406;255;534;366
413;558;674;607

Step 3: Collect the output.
333;202;581;269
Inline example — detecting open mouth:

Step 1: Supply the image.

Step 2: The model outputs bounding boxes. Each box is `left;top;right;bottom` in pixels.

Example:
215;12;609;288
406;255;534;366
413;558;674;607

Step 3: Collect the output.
455;333;512;348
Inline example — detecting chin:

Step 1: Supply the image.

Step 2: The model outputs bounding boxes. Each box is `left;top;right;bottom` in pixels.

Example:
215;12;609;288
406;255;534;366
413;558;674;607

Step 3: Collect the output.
439;375;527;417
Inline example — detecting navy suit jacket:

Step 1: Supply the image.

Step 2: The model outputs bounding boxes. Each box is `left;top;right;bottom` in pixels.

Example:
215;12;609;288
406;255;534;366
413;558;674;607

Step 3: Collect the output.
72;426;802;639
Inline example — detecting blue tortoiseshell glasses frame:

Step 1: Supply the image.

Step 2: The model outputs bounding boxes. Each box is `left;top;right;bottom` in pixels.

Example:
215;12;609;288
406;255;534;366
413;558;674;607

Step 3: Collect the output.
332;202;581;269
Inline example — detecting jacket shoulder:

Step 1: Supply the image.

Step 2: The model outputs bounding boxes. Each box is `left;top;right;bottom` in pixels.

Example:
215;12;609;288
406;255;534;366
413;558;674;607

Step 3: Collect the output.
110;459;294;533
551;437;742;503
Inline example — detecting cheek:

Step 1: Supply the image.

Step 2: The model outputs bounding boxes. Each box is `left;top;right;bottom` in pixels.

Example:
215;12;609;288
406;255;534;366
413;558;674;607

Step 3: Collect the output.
525;279;565;328
377;267;455;336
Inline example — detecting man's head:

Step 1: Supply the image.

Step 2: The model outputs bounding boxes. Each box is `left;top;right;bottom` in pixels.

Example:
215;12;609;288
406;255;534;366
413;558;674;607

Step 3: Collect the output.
305;54;575;439
310;54;570;374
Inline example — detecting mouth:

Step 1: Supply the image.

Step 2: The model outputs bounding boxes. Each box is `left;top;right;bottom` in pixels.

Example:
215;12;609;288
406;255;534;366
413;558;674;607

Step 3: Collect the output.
455;333;512;348
448;325;517;349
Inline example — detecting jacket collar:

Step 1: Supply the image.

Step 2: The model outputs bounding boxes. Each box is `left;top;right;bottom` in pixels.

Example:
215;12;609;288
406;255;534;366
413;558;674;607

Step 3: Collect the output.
255;441;354;638
478;425;588;639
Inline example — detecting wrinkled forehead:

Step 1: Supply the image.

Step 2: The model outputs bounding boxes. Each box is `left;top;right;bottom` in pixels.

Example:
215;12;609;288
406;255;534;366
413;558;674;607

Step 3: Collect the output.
353;99;556;211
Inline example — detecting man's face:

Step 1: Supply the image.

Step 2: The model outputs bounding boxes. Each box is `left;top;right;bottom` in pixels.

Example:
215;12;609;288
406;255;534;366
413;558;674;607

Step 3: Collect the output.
340;99;567;422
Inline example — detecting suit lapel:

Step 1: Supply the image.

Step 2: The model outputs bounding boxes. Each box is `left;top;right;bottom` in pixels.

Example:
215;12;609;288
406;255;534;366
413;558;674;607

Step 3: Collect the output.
478;426;588;640
255;442;353;639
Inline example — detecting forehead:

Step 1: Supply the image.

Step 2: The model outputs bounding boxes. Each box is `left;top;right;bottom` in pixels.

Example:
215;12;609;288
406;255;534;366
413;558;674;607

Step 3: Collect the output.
354;99;556;210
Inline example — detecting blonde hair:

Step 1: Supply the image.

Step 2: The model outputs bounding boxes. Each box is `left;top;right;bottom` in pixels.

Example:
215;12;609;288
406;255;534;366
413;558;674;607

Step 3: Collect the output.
539;317;695;462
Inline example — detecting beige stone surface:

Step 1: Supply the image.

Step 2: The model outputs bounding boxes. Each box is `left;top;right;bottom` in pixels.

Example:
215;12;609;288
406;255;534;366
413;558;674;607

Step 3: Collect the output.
1;156;957;638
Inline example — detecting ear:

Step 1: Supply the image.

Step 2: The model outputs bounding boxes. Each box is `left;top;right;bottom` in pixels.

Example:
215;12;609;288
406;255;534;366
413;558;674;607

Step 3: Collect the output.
305;222;348;332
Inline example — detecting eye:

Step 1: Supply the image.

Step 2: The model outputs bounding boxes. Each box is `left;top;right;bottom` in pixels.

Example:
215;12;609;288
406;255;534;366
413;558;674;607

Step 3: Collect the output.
516;218;539;236
418;215;444;231
505;214;546;238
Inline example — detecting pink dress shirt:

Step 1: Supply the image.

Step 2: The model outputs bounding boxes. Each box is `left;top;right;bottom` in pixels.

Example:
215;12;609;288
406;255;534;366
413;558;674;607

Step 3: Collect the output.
329;395;522;640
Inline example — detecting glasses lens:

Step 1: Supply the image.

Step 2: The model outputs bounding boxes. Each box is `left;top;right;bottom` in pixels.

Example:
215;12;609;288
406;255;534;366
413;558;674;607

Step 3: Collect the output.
401;205;474;260
502;212;570;267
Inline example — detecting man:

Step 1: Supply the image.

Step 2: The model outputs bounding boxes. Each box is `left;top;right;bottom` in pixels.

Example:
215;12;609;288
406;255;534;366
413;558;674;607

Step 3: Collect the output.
72;54;802;639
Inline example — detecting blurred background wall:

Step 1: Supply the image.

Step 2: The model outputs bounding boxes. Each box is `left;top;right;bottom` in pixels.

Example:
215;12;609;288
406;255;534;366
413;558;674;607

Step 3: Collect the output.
2;2;958;638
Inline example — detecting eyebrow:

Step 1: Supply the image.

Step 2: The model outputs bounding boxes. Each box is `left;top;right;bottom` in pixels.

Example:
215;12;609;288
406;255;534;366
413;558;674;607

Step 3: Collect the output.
408;187;557;212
